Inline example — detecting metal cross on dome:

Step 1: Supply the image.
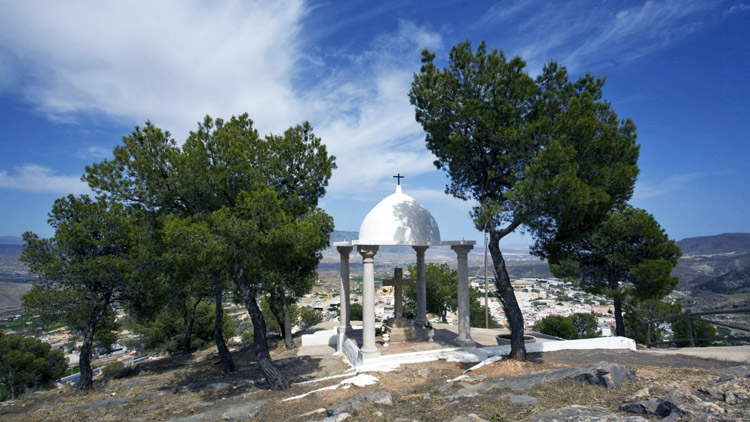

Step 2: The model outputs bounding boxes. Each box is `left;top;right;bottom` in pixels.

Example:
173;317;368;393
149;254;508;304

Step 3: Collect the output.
393;173;405;185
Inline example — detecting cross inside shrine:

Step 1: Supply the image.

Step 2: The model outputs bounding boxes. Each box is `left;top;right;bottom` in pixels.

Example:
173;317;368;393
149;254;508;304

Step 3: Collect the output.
383;267;413;326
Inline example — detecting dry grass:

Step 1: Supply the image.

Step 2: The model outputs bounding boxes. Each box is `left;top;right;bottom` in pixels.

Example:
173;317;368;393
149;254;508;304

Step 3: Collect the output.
0;346;739;422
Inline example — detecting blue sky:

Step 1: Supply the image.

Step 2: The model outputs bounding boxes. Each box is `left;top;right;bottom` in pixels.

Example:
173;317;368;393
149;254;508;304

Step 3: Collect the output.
0;0;748;247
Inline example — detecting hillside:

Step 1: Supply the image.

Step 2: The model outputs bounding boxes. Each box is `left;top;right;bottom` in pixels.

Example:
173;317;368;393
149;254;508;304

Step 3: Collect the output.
671;233;750;319
0;240;33;316
676;233;750;256
1;338;747;421
692;266;750;295
672;233;750;299
673;251;750;291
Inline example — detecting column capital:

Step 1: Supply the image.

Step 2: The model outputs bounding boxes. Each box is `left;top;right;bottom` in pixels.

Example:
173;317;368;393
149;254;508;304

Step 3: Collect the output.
336;245;353;257
412;245;429;254
357;245;379;261
451;244;474;255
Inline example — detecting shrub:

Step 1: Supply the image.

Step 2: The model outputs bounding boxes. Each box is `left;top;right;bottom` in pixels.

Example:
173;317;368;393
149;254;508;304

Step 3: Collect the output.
0;330;67;401
101;361;124;378
623;298;681;345
533;315;576;340
132;301;234;353
101;361;137;380
297;306;322;331
671;316;716;347
568;313;600;339
349;303;363;321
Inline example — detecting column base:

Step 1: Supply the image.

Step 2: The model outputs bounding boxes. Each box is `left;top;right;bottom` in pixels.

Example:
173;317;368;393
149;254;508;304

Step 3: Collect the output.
454;337;476;348
360;347;381;359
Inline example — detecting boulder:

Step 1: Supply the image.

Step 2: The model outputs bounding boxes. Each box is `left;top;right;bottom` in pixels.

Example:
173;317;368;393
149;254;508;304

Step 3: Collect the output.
446;362;635;400
656;388;702;417
572;361;636;389
326;390;393;416
501;393;539;406
321;412;351;422
169;399;268;422
619;399;660;415
529;405;648;421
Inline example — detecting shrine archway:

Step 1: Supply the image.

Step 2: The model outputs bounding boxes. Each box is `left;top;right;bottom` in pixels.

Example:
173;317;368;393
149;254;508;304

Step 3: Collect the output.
334;180;475;359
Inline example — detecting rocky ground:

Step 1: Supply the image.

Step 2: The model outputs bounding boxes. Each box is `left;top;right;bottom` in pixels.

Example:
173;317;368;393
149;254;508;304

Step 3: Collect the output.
1;343;748;421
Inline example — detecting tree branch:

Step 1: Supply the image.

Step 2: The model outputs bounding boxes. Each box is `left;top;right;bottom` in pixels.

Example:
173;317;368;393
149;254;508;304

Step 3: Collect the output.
497;218;522;239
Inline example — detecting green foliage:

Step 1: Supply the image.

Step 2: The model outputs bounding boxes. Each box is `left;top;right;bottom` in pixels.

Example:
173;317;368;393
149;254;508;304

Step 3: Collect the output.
533;313;600;340
405;263;500;328
568;313;601;339
349;303;363;321
84;114;335;388
409;41;639;256
469;287;501;328
716;326;731;338
406;263;457;323
261;297;296;336
623;298;681;345
297;306;322;331
533;315;576;340
551;205;681;335
241;330;254;345
132;301;234;353
0;330;67;401
672;316;717;347
100;361;124;377
20;195;139;390
20;286;71;332
409;41;639;359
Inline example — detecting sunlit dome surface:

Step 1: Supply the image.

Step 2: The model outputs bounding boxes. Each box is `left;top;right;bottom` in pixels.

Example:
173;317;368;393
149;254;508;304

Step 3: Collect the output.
357;185;441;246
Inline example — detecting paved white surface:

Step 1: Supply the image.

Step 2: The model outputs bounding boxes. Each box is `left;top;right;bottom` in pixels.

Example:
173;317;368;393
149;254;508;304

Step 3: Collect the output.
641;345;750;364
354;336;636;372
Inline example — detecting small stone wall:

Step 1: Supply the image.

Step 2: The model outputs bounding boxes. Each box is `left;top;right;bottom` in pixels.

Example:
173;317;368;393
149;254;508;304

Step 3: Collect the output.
342;336;363;368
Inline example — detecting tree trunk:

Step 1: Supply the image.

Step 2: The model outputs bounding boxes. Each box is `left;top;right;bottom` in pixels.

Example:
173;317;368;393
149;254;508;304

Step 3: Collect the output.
77;307;101;391
268;289;286;338
213;284;234;373
183;298;201;354
489;230;526;361
238;270;290;390
279;288;295;350
614;295;625;337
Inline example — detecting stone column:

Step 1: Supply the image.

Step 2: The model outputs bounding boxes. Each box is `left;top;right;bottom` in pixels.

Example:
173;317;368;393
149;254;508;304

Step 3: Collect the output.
337;245;353;330
413;246;428;325
358;245;380;358
452;244;474;346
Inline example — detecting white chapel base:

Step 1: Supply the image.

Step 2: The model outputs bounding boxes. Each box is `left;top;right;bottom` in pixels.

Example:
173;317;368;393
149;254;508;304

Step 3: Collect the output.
334;336;636;371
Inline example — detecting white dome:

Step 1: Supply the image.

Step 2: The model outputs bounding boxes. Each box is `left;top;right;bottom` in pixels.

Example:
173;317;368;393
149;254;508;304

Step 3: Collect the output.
357;185;441;246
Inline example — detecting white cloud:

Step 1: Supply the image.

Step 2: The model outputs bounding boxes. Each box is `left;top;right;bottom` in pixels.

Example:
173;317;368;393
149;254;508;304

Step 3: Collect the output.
496;0;719;74
304;20;442;197
0;3;445;198
633;170;730;201
75;146;112;160
476;0;538;26
0;165;90;195
0;0;306;137
724;3;750;15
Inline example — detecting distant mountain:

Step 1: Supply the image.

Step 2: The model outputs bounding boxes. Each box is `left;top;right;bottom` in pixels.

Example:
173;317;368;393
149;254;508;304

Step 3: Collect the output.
692;266;750;295
329;231;359;243
677;233;750;256
0;236;24;245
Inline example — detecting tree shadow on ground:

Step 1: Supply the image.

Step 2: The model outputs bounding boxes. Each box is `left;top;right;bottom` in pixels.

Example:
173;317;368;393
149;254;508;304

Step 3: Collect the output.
104;337;326;401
